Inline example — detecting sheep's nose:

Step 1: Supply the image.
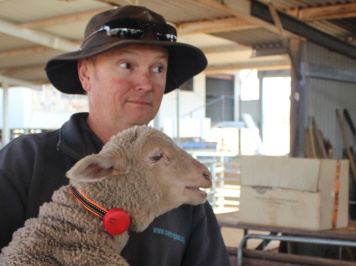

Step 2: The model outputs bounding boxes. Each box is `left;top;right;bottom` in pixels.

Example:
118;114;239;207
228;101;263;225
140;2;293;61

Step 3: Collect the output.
203;171;211;181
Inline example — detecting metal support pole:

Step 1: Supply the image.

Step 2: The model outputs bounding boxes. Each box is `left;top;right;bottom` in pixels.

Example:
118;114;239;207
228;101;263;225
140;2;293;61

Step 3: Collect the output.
2;82;10;147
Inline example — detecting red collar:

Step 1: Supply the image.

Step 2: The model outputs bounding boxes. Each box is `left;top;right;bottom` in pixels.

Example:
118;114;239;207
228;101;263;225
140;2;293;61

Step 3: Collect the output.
69;186;131;235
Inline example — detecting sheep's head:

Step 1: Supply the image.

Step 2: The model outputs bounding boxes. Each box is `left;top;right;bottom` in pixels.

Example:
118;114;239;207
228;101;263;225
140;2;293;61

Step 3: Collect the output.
137;128;212;207
66;125;212;231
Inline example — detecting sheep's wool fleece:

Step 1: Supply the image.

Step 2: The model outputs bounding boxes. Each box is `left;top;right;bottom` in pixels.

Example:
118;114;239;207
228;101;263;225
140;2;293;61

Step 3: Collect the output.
0;125;212;266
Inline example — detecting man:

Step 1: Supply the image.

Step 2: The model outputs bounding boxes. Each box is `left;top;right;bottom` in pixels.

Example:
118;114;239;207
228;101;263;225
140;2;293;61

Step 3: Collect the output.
0;5;230;265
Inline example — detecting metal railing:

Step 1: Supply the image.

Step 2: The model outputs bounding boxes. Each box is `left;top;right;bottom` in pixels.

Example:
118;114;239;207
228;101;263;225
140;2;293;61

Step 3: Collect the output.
238;234;356;266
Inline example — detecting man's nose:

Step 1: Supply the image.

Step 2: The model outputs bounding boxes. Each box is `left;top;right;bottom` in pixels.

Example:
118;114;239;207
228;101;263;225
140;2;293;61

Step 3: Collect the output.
135;71;153;91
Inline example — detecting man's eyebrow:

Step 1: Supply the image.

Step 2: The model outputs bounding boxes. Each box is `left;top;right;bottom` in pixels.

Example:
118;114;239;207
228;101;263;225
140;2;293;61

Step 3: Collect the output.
155;54;168;60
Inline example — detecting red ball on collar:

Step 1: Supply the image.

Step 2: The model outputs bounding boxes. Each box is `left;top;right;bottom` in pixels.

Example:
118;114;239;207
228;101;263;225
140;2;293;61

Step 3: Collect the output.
103;208;131;235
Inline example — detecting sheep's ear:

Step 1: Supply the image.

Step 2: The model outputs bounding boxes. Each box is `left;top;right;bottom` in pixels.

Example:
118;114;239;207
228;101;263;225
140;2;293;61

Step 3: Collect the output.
66;154;116;182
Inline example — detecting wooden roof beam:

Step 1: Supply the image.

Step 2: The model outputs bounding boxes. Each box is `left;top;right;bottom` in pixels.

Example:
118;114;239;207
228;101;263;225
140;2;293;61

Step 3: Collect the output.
284;2;356;21
205;58;290;74
18;8;112;29
177;17;258;35
0;74;42;90
0;46;54;58
0;64;45;76
0;18;78;51
201;44;251;54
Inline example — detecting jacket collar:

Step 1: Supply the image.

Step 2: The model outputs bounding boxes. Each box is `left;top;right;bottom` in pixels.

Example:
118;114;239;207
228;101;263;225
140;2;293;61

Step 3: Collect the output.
57;112;103;160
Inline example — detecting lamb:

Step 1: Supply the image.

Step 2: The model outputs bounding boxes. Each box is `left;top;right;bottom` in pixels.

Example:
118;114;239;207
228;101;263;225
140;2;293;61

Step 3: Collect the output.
0;125;212;265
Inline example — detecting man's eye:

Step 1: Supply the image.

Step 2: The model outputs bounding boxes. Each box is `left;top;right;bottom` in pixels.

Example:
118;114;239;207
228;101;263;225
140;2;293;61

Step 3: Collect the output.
150;152;163;161
120;62;131;69
153;66;164;73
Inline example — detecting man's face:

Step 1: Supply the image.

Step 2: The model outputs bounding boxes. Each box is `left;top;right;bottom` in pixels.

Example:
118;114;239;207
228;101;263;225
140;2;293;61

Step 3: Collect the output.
78;45;168;141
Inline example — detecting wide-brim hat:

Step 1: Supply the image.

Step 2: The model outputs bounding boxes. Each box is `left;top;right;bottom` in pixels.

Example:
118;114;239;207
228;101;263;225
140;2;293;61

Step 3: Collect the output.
45;5;208;95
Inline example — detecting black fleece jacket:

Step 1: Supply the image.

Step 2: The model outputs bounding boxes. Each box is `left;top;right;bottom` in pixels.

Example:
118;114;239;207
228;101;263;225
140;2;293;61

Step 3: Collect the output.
0;112;230;265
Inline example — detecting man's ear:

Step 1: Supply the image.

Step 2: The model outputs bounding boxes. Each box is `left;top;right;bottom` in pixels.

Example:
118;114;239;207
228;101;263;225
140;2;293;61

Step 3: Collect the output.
77;59;92;93
66;154;116;182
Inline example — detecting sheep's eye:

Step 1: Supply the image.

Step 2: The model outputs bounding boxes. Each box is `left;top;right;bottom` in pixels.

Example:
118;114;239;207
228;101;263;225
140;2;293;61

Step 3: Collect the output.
150;152;163;162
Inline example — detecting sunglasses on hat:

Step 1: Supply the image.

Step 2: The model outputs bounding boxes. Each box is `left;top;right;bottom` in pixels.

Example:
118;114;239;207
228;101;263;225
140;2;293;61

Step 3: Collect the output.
81;18;177;49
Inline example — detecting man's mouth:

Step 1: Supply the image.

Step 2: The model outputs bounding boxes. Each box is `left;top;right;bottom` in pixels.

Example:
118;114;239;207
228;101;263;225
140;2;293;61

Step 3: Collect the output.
127;99;151;106
186;186;208;195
